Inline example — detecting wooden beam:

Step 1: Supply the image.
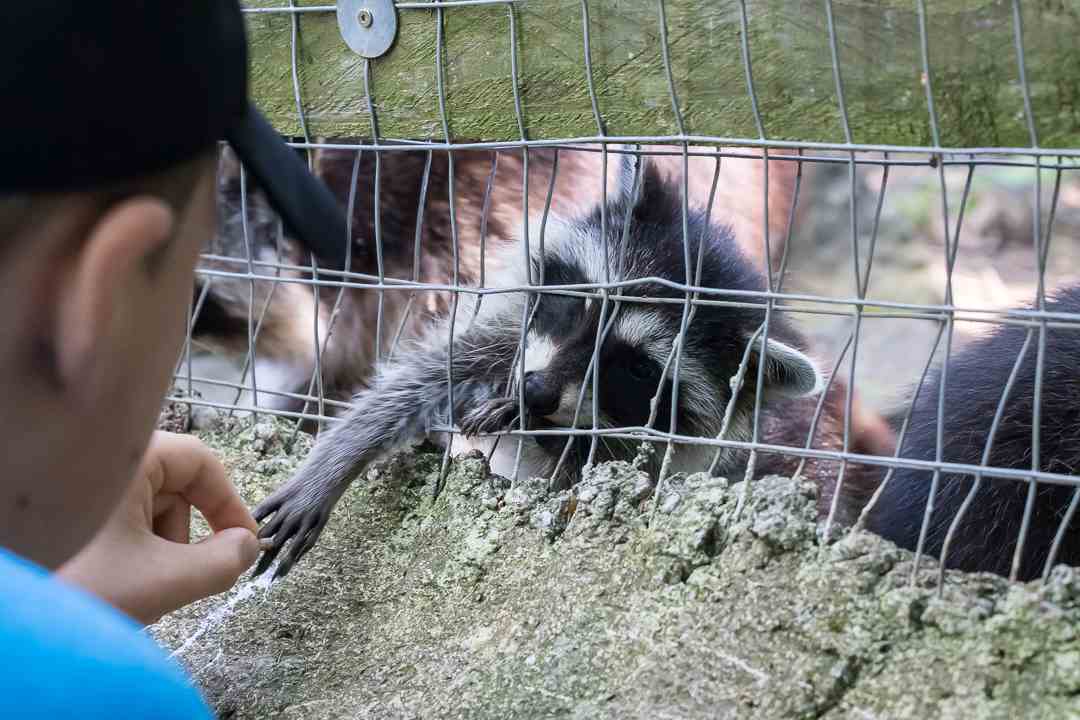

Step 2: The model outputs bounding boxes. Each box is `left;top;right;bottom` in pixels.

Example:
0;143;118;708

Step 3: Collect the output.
244;0;1080;148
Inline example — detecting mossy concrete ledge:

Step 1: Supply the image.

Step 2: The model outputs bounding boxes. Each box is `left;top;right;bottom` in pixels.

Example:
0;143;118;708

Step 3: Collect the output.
152;414;1080;719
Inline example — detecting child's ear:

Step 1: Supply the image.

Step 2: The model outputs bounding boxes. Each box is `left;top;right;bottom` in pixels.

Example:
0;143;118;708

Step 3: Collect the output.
750;335;824;398
54;197;174;398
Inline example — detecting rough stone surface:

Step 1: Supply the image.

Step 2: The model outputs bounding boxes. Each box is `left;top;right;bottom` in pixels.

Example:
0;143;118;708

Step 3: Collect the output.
151;416;1080;719
156;391;193;434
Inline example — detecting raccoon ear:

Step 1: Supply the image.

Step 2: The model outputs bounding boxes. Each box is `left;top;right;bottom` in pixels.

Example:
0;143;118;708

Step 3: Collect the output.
752;337;824;398
632;162;674;227
613;145;643;206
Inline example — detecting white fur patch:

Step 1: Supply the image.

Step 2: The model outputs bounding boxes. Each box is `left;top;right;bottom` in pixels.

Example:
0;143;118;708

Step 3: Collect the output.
531;218;611;286
662;443;721;476
449;433;553;482
180;352;312;413
452;288;526;341
182;353;246;407
523;333;557;375
250;358;313;409
612;309;671;361
273;280;325;365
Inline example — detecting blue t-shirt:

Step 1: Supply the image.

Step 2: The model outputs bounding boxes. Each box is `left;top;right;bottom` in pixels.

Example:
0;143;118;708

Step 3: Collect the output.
0;547;213;719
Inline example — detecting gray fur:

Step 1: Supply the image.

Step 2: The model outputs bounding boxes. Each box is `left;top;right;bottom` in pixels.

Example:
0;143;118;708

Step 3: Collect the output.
254;300;523;577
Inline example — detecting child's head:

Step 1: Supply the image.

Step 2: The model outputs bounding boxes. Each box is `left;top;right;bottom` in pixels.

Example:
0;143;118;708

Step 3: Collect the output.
0;149;219;567
1;2;347;568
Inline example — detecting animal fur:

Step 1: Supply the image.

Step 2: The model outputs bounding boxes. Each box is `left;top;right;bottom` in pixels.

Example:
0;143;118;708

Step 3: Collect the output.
864;284;1080;580
251;151;880;579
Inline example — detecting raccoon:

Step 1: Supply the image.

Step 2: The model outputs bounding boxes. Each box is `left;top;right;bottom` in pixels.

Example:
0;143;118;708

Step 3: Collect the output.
189;144;803;417
189;144;480;415
864;284;1080;581
252;151;883;579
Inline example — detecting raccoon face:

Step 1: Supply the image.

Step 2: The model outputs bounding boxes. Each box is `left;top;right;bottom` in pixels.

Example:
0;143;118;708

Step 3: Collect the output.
516;152;823;455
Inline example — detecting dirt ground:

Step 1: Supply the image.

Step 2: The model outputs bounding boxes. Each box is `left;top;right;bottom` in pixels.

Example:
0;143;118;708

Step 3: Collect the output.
782;156;1080;414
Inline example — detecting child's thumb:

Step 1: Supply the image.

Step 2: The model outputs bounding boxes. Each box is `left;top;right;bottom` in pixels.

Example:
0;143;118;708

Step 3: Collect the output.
167;527;260;604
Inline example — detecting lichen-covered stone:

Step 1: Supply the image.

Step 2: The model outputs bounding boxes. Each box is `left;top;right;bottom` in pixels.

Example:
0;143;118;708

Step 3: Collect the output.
151;416;1080;719
155;390;193;434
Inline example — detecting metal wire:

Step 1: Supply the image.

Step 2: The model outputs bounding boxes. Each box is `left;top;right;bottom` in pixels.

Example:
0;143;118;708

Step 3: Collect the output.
192;2;1080;592
508;0;532;484
434;3;462;490
282;136;1080;162
192;260;1080;327
242;1;518;13
239;166;260;423
286;142;1080;170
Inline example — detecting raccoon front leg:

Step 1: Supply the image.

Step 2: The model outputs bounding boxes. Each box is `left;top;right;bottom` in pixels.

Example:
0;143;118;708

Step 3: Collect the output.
253;336;507;579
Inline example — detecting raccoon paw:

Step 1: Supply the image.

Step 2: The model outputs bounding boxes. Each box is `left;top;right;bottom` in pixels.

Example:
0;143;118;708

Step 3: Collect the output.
251;477;339;581
459;398;520;438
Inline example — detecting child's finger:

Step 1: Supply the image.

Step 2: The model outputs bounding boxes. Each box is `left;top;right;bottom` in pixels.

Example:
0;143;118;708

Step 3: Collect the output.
143;432;257;534
151;527;260;612
151;494;192;544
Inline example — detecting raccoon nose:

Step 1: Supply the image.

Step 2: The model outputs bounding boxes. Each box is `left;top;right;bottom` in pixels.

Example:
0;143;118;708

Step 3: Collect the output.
523;371;560;417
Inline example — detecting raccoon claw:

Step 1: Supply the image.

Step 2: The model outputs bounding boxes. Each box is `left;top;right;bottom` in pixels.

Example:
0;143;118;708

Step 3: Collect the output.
252;483;333;581
459;398;520;438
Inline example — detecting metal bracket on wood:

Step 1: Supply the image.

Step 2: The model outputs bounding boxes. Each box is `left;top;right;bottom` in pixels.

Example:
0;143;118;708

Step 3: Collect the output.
337;0;398;59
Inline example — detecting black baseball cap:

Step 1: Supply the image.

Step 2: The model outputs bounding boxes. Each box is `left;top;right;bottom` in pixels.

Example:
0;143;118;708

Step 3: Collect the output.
3;1;349;271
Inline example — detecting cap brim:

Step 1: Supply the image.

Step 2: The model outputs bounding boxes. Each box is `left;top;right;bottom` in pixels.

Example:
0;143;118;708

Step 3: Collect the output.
225;103;349;271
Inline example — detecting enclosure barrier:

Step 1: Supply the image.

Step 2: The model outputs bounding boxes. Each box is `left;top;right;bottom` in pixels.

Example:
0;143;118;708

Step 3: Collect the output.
173;0;1080;588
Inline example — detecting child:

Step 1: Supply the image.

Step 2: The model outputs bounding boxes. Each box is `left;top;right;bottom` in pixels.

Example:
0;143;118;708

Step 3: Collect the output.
0;2;348;716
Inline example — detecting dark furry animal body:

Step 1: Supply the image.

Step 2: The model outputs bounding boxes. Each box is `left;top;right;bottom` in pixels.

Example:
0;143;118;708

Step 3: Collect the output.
251;153;885;578
865;285;1080;581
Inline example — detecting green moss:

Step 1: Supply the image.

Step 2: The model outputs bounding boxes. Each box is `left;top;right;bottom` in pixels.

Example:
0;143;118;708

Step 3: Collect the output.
240;0;1080;146
148;416;1080;718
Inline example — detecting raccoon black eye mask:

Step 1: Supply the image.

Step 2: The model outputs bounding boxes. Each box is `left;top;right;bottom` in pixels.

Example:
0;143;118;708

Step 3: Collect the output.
253;149;829;579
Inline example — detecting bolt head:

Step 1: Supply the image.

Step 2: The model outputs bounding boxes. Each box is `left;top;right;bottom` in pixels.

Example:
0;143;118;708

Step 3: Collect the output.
337;0;397;58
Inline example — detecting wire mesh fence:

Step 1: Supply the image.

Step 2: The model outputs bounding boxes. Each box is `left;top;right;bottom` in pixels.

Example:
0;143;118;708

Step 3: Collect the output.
171;0;1080;586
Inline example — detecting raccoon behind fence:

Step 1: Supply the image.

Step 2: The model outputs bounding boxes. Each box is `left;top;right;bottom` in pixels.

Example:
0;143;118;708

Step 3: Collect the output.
250;150;891;578
191;143;807;418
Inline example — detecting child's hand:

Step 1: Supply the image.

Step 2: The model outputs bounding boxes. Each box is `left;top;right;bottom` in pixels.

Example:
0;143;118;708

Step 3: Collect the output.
57;431;260;625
